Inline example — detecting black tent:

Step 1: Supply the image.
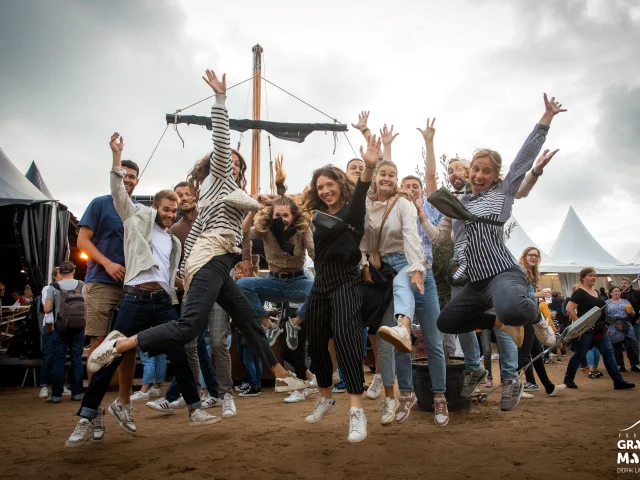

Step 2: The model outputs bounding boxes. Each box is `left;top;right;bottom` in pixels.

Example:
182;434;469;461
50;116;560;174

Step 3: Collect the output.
0;149;69;296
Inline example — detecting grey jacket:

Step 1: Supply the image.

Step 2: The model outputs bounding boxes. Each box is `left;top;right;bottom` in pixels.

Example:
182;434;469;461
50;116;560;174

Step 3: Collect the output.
110;167;181;304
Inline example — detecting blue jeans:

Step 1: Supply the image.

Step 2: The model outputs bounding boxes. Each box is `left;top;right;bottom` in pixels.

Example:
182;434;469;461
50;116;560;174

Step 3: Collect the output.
242;345;263;390
565;329;624;385
633;324;640;360
40;325;54;387
139;348;167;385
377;304;413;392
197;328;219;398
381;252;416;321
458;328;518;381
51;329;85;400
586;346;600;368
237;274;313;321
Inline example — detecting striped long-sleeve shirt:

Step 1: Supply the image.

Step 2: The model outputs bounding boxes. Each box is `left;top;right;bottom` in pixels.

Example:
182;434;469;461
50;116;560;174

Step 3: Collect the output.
181;93;253;275
452;123;549;283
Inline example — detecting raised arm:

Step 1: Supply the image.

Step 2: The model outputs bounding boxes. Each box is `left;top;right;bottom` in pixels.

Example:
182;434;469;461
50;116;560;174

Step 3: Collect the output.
303;227;315;261
503;94;566;195
417;118;437;195
109;133;136;221
380;124;399;161
515;148;559;199
352;111;372;141
421;215;453;245
202;69;232;181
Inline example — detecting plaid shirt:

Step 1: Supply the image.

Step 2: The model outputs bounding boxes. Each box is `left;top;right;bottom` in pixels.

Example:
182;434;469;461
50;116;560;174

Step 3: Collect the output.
417;199;443;266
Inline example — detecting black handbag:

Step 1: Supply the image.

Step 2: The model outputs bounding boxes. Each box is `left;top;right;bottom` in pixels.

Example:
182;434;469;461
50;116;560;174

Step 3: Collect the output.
312;210;356;233
427;187;505;226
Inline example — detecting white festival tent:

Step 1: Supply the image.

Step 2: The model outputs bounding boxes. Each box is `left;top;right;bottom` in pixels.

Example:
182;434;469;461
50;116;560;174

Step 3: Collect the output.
506;207;640;296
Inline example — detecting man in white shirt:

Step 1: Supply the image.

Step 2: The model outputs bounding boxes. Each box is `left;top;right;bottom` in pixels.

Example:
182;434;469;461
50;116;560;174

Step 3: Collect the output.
64;132;220;449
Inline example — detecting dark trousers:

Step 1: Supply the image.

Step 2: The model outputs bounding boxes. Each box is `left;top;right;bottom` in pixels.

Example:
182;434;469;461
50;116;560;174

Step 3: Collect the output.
307;262;363;395
437;266;538;334
137;253;277;369
281;317;308;381
613;338;639;369
564;329;625;386
518;323;554;392
78;293;198;419
51;329;85;399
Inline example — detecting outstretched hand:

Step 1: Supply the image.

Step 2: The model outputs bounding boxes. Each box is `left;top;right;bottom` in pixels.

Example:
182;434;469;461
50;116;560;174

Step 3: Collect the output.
360;134;381;169
416;118;436;142
351;111;370;132
533;148;559;174
380;124;399;147
202;69;226;94
109;132;124;155
543;93;566;116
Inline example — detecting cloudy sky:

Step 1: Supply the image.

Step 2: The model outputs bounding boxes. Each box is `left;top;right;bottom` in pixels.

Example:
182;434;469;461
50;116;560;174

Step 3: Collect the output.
1;0;639;261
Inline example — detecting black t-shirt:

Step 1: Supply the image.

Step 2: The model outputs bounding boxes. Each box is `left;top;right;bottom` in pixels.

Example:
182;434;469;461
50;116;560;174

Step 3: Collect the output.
570;287;606;324
550;297;568;325
312;179;371;266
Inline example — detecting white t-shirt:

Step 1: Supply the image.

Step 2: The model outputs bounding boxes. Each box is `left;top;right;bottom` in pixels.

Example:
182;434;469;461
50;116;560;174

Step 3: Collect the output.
127;223;173;295
41;285;53;326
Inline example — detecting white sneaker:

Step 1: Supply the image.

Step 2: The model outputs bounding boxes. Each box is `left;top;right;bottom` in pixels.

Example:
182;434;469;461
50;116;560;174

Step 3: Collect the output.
92;407;105;443
62;387;72;396
305;397;337;424
521;392;534;399
39;387;49;398
491;353;500;360
145;397;175;414
348;407;367;443
169;396;187;409
367;373;383;400
533;315;556;347
308;375;318;388
65;418;93;448
377;323;412;353
189;408;221;427
332;370;340;385
547;384;567;397
148;387;162;397
201;396;223;409
274;371;308;393
130;390;150;401
87;330;125;373
108;398;136;436
284;389;314;404
222;392;237;418
380;397;398;425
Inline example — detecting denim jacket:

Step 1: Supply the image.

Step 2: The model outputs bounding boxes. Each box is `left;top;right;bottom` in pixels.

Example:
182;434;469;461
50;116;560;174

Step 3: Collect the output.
110;167;181;304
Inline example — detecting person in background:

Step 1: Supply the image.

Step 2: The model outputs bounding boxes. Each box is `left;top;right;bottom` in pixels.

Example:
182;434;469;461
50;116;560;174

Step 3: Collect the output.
598;287;608;302
39;267;72;399
44;262;85;404
605;286;639;372
620;277;640;361
549;290;568;358
563;267;635;390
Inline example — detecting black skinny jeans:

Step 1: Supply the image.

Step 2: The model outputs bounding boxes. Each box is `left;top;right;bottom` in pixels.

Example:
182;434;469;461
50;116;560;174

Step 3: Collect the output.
517;323;554;393
137;253;278;375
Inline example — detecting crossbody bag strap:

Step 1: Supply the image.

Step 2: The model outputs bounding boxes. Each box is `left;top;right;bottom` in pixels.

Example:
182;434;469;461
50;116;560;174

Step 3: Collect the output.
475;217;506;227
375;196;401;252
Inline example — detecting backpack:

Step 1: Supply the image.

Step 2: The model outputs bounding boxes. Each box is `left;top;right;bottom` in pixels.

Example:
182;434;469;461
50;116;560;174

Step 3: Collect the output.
51;281;85;333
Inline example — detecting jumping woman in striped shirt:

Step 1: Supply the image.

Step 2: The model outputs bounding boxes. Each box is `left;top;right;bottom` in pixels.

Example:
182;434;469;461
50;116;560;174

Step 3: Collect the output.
87;70;308;424
434;94;566;400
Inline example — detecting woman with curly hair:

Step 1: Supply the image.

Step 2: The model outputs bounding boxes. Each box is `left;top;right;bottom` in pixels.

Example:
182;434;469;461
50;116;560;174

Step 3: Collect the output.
516;247;566;397
237;154;316;398
301;134;380;443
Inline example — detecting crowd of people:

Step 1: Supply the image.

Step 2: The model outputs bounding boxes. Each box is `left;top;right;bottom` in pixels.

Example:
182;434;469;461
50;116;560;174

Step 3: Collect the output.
21;68;639;448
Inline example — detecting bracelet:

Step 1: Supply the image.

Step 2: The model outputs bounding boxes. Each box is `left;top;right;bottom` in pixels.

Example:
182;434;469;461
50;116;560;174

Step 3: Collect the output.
361;128;370;135
531;168;543;177
364;164;375;170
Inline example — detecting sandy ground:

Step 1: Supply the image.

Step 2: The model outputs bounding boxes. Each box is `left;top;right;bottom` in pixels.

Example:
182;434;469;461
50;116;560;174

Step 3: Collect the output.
1;360;638;480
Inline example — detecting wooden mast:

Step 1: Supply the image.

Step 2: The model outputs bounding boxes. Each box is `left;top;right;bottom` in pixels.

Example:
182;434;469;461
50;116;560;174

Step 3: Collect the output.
250;44;263;195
